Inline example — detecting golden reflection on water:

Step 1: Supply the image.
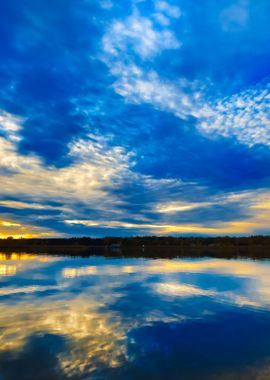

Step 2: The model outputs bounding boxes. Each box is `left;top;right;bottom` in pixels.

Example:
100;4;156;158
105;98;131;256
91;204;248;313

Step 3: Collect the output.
0;264;17;276
63;266;97;278
0;253;65;279
0;252;62;262
1;254;270;379
0;253;38;261
60;259;270;310
62;259;270;277
0;298;127;377
121;259;270;276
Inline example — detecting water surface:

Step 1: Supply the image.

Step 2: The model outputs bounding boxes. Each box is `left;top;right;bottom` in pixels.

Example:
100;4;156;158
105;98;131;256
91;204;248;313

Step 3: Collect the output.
1;253;270;379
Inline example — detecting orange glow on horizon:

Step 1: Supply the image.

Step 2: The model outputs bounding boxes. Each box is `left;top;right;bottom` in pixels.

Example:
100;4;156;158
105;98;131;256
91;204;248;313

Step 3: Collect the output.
0;218;59;239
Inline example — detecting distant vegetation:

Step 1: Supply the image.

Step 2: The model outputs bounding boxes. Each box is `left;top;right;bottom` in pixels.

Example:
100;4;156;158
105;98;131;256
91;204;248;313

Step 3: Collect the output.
0;236;270;259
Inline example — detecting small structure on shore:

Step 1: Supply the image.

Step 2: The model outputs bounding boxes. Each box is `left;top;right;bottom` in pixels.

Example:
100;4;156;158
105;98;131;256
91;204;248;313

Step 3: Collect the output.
109;243;122;253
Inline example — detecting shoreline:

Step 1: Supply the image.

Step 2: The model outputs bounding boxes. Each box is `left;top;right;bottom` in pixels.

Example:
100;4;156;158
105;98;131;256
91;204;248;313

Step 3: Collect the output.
1;236;270;259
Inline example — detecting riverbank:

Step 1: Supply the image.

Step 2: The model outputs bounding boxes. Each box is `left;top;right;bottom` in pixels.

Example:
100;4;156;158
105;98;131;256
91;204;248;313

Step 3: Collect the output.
1;236;270;259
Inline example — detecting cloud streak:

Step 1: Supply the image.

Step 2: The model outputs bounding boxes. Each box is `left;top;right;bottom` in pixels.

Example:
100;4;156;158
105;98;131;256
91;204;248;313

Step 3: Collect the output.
0;0;269;236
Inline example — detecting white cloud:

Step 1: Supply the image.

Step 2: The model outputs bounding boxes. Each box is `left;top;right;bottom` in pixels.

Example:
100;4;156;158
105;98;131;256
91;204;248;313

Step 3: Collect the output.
153;12;170;26
110;60;270;149
155;1;181;19
0;111;137;231
111;64;206;120
1;104;269;236
199;84;270;147
155;201;212;213
101;2;270;150
0;111;21;134
0;111;23;142
102;11;180;61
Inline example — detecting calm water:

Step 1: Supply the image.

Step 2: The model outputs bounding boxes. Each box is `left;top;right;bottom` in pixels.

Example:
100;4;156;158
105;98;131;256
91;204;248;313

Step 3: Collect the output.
1;254;270;379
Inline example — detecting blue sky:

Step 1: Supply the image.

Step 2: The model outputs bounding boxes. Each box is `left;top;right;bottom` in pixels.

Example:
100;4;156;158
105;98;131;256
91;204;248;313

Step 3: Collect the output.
0;0;269;237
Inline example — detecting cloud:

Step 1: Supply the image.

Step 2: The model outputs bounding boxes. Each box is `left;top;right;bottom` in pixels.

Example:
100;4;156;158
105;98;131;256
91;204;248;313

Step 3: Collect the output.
1;108;270;236
102;9;180;61
111;66;205;120
101;3;270;152
0;111;137;235
0;200;71;212
0;218;56;238
199;84;270;148
155;1;181;19
0;111;22;135
220;0;249;32
0;113;131;204
0;0;269;236
104;53;269;150
64;188;270;235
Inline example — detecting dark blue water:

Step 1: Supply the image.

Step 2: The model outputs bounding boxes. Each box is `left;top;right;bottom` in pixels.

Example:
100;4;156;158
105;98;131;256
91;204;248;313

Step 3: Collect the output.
1;253;270;379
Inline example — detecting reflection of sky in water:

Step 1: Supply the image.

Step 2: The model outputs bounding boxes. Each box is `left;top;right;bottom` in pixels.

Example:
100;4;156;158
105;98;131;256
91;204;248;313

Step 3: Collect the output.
1;254;270;379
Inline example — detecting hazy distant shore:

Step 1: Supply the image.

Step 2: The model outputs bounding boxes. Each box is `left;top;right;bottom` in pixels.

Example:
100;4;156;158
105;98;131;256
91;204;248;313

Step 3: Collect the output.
1;236;270;259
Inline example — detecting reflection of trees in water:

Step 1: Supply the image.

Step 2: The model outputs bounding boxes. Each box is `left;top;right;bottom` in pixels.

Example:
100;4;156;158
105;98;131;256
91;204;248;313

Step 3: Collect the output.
1;236;270;259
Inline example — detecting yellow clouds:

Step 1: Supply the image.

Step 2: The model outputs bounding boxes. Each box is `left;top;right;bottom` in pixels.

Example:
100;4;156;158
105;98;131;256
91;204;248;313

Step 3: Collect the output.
0;200;71;212
153;189;270;235
63;188;270;235
0;218;56;239
0;111;135;236
1;110;270;236
0;220;21;227
0;113;130;217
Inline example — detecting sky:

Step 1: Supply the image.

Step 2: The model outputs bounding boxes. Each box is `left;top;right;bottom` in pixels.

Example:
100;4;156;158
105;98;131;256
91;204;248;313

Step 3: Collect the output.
0;0;269;238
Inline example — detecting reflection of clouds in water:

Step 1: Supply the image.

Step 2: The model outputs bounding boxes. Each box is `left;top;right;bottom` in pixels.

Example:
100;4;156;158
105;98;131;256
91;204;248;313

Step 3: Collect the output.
61;259;270;310
62;264;138;278
155;283;216;297
0;285;61;296
0;252;64;263
154;282;261;309
1;255;270;378
63;266;97;278
146;260;270;310
0;264;17;276
0;253;38;261
120;258;270;277
0;298;127;378
62;258;270;277
0;253;64;279
0;252;62;265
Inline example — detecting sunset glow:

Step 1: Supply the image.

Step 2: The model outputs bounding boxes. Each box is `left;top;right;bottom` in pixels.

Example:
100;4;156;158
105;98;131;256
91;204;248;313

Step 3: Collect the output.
0;0;269;237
